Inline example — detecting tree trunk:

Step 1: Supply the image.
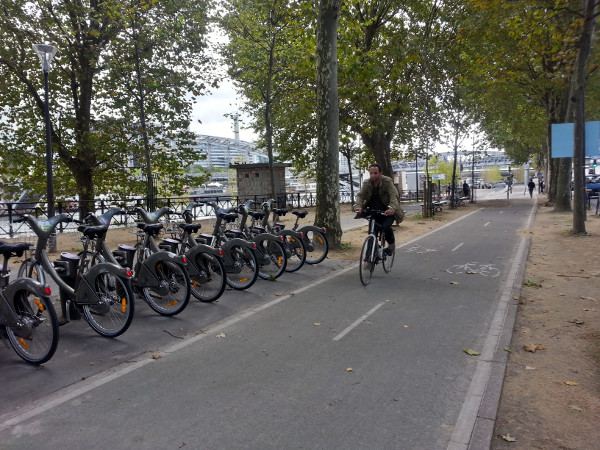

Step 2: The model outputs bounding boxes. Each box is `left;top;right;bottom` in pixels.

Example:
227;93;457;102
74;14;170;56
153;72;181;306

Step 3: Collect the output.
361;130;394;177
570;0;597;234
554;157;572;211
315;0;342;249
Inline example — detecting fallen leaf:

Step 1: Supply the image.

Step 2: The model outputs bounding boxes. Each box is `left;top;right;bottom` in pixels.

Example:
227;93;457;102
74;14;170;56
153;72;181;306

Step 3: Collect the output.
463;348;480;356
523;344;546;352
466;270;479;274
430;277;438;280
580;296;595;301
570;404;583;411
403;325;409;328
450;281;459;285
501;434;516;442
346;367;353;372
565;381;579;386
569;319;584;325
525;366;537;370
216;333;226;338
504;347;512;353
313;322;321;326
152;354;162;359
274;292;283;296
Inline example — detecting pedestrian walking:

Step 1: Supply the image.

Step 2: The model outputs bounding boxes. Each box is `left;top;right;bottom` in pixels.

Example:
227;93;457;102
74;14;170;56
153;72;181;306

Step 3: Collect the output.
528;179;535;198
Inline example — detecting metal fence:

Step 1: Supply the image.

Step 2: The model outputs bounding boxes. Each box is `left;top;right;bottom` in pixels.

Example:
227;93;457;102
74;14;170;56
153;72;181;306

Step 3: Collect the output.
0;190;423;240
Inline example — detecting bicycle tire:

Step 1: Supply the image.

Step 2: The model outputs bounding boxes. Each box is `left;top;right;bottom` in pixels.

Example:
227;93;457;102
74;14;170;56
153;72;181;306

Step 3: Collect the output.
6;290;59;364
141;261;190;315
303;230;329;265
382;247;395;273
283;235;306;273
82;270;135;337
257;239;287;280
359;235;376;286
190;253;226;302
18;258;43;283
225;245;258;290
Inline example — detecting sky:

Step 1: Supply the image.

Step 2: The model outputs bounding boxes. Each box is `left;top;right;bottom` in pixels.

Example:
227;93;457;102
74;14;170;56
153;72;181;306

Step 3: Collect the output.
188;78;258;142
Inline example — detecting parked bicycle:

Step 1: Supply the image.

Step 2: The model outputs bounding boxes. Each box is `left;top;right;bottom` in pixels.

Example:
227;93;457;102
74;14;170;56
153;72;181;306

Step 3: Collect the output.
235;200;287;280
85;207;191;316
16;214;135;337
194;201;259;290
355;209;395;286
0;241;59;364
157;204;227;303
283;209;328;265
261;199;306;272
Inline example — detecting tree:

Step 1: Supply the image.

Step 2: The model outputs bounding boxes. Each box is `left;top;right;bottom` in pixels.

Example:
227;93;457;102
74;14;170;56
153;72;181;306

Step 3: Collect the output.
0;0;213;212
571;0;599;234
315;0;342;248
219;0;314;198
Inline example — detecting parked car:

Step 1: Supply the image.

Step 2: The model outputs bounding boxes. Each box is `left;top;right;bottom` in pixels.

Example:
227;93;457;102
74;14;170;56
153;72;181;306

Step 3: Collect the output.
585;176;600;198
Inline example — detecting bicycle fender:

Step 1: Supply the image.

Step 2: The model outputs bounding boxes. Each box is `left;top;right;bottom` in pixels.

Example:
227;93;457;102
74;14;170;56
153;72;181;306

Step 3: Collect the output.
138;251;185;289
3;278;50;305
252;233;284;245
76;262;133;305
185;244;223;276
222;238;256;251
297;225;326;234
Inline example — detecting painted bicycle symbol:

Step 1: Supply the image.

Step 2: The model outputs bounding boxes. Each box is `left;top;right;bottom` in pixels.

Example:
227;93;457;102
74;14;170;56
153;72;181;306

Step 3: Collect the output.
446;262;501;277
405;244;443;254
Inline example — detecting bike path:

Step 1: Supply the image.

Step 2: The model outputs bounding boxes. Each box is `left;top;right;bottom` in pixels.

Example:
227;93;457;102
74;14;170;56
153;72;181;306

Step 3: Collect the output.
0;199;534;449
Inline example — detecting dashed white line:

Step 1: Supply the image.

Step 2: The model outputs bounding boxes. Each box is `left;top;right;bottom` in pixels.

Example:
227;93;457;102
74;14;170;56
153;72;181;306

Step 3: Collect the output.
333;302;385;341
483;222;491;227
451;243;464;252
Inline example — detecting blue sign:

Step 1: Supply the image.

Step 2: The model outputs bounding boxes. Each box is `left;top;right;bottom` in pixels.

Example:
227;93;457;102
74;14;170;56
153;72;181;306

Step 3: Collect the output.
551;121;600;158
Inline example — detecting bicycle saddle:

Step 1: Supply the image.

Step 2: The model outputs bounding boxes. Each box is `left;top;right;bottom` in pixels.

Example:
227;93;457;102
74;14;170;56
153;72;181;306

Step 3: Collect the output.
0;242;30;258
178;223;201;233
137;223;163;235
273;208;287;216
249;211;265;219
77;225;108;240
292;211;308;218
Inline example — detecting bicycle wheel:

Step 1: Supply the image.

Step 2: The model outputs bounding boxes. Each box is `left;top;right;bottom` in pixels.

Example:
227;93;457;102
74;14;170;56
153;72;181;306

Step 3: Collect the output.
190;253;226;302
225;246;258;290
359;235;376;286
382;246;395;273
141;261;191;315
283;235;306;273
257;239;286;280
6;290;59;364
82;270;135;337
303;230;329;265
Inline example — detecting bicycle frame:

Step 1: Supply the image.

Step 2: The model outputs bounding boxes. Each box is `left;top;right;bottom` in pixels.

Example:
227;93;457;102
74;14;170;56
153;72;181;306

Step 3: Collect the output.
17;214;132;319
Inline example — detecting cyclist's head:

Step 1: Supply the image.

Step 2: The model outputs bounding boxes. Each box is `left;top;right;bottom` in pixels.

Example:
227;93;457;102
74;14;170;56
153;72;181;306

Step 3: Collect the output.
369;164;383;184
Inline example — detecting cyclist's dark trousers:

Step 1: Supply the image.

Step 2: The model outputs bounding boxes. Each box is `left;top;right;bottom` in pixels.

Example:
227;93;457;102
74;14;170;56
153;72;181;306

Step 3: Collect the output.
375;215;395;245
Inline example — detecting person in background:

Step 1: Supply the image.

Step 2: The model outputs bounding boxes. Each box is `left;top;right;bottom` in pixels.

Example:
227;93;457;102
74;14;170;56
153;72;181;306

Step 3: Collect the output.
528;179;536;198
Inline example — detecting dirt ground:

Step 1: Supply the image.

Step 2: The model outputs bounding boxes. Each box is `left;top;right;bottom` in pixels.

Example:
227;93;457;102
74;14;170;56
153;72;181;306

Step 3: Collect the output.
31;198;600;448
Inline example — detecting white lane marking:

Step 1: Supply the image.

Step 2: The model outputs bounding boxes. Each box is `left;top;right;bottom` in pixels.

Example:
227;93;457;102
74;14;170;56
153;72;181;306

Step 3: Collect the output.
333;302;386;341
451;243;464;252
484;222;490;227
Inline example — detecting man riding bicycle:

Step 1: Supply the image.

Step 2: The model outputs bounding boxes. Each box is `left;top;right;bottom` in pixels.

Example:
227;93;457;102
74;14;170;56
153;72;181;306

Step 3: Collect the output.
355;163;404;255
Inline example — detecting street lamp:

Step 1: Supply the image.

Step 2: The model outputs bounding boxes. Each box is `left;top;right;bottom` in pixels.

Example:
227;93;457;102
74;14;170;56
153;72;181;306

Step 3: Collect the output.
32;43;58;219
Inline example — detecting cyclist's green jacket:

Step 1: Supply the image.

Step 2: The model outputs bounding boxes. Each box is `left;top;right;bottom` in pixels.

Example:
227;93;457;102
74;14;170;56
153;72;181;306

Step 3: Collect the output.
356;175;405;223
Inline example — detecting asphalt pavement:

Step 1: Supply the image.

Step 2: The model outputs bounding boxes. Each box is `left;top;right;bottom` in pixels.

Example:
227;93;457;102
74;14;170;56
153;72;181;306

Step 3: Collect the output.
0;187;535;449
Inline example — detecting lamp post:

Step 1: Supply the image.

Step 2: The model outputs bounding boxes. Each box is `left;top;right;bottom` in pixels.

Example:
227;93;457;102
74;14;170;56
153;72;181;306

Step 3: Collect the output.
32;44;58;220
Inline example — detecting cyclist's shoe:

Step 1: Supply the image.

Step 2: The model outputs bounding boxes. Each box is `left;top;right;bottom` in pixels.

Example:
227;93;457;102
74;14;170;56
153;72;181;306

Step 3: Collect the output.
385;243;395;255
